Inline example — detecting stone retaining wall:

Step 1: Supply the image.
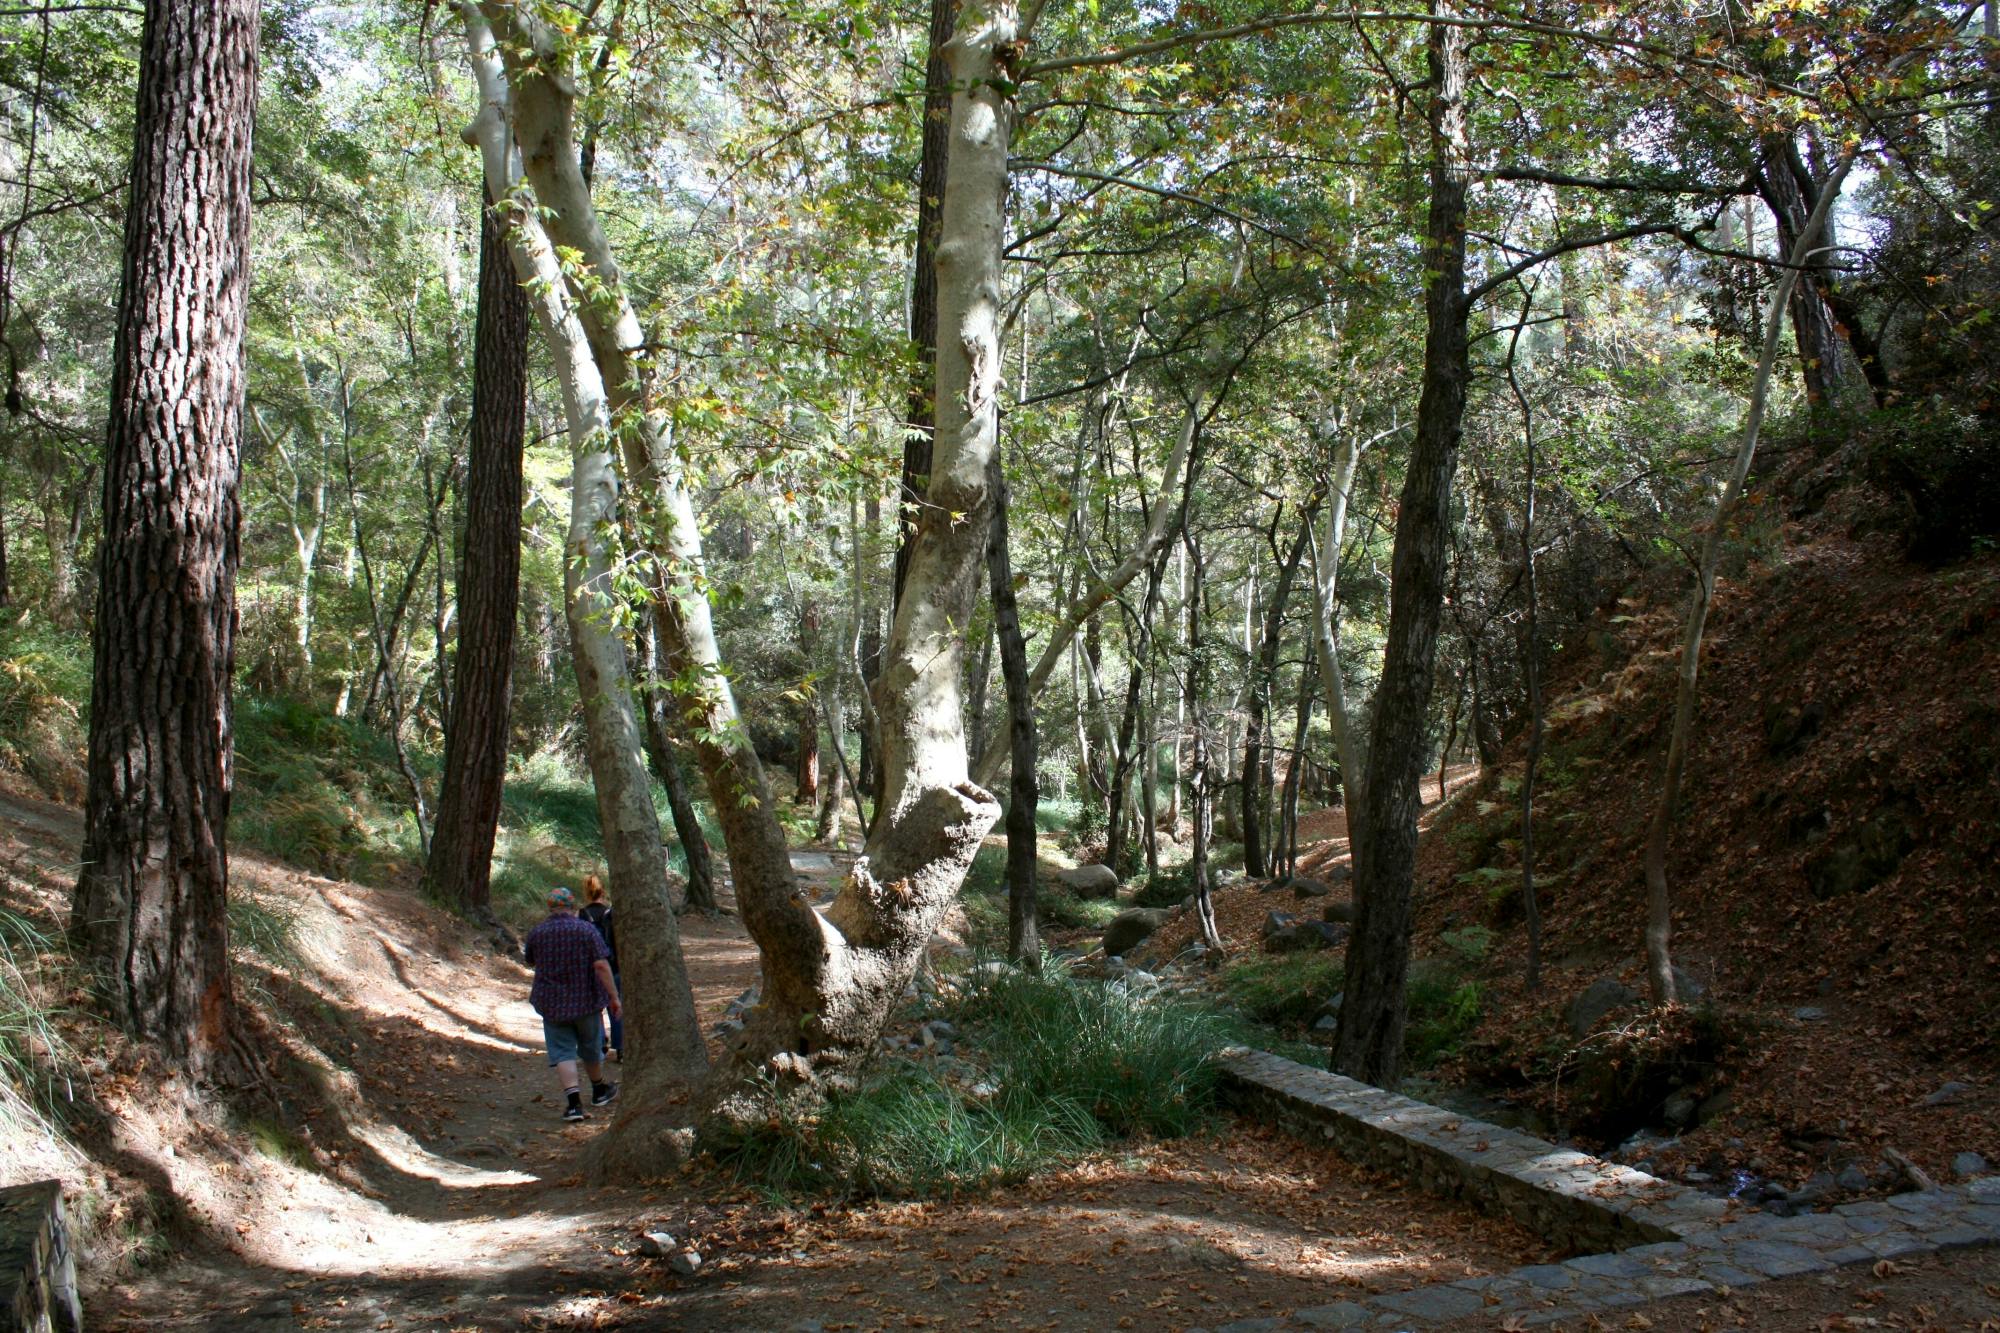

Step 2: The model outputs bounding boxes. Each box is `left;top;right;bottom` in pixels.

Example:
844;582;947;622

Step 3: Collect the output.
1219;1048;1729;1253
0;1181;81;1333
1215;1049;2000;1331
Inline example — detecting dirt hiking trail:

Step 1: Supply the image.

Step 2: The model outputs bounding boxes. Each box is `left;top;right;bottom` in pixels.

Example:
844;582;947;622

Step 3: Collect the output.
5;788;1992;1331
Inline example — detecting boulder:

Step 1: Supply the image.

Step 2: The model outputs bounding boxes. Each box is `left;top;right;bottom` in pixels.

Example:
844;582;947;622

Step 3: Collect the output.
1954;1152;1989;1179
1056;863;1121;899
1265;921;1346;954
1286;877;1333;899
1660;1090;1699;1130
1803;805;1916;900
1567;977;1641;1037
637;1230;677;1258
1922;1080;1973;1108
1101;907;1171;958
1320;899;1356;925
1836;1162;1873;1193
668;1249;702;1277
1260;910;1296;939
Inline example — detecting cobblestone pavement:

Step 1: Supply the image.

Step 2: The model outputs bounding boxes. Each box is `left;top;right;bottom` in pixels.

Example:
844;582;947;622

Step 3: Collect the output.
1210;1050;2000;1331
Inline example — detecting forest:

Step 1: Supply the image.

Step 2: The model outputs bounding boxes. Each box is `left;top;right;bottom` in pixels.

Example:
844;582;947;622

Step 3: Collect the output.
0;0;1996;1329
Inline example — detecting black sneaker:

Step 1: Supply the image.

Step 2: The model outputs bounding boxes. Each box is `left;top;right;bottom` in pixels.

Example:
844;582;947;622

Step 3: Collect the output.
591;1081;619;1107
563;1103;587;1122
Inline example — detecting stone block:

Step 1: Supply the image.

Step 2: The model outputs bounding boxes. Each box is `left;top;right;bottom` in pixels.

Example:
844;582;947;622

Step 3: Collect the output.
1730;1240;1833;1278
1371;1284;1488;1322
1860;1232;1932;1260
1290;1301;1376;1329
0;1181;80;1333
1564;1252;1650;1279
1512;1264;1578;1291
1692;1262;1764;1290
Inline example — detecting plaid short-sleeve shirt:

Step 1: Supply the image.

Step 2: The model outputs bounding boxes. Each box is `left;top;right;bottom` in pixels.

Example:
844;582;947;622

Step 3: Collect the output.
524;913;610;1022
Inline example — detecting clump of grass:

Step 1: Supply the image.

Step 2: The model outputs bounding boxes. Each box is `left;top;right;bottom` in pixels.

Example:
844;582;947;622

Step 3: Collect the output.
955;963;1235;1137
1033;887;1121;931
245;1115;314;1169
1223;952;1345;1028
229;894;305;970
0;906;76;1129
1406;961;1483;1068
718;965;1234;1199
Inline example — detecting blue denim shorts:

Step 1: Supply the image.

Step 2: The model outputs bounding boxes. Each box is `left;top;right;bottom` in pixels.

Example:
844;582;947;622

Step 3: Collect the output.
542;1015;605;1068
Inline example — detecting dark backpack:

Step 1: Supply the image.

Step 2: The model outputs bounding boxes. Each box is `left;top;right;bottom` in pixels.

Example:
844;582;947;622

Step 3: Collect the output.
581;901;617;966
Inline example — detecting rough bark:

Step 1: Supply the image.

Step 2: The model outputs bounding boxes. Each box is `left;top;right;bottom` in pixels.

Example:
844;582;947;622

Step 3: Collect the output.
73;0;259;1084
1333;5;1471;1088
1754;135;1868;409
988;456;1039;966
460;11;710;1154
423;192;527;918
794;698;820;806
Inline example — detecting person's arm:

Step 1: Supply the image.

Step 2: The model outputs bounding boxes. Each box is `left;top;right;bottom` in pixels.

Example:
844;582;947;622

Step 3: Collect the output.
593;957;622;1017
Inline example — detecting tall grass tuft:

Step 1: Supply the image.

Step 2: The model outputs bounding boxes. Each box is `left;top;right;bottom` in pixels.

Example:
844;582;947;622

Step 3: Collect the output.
718;963;1234;1199
0;906;76;1130
955;962;1235;1138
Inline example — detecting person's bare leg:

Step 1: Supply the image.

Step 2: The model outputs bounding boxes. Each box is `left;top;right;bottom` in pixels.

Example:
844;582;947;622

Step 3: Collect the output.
555;1058;580;1095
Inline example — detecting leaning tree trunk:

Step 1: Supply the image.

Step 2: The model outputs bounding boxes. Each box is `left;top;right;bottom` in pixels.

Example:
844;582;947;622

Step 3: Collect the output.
73;0;259;1084
478;1;1009;1147
989;456;1040;966
423;190;527;918
1333;5;1471;1089
1754;135;1866;410
1642;150;1857;1006
461;13;711;1151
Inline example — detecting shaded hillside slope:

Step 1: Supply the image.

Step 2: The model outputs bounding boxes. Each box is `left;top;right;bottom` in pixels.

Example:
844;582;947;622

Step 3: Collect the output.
1413;437;2000;1186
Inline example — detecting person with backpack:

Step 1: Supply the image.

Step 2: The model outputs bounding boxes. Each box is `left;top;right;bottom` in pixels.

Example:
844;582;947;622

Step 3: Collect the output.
579;873;622;1061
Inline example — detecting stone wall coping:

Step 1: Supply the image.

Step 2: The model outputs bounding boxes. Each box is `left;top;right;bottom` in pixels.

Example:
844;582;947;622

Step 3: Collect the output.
1212;1048;1999;1331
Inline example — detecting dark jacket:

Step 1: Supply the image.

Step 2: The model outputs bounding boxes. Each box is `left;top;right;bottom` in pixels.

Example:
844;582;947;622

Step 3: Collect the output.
580;901;617;969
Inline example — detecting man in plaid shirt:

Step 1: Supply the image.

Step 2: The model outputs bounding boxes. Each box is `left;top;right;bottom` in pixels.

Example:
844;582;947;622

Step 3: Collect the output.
524;886;622;1122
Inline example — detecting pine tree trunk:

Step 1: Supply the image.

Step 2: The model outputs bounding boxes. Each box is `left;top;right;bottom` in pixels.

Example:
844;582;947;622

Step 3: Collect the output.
423;188;527;918
1333;4;1471;1088
794;700;820;805
460;16;711;1139
73;0;259;1083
